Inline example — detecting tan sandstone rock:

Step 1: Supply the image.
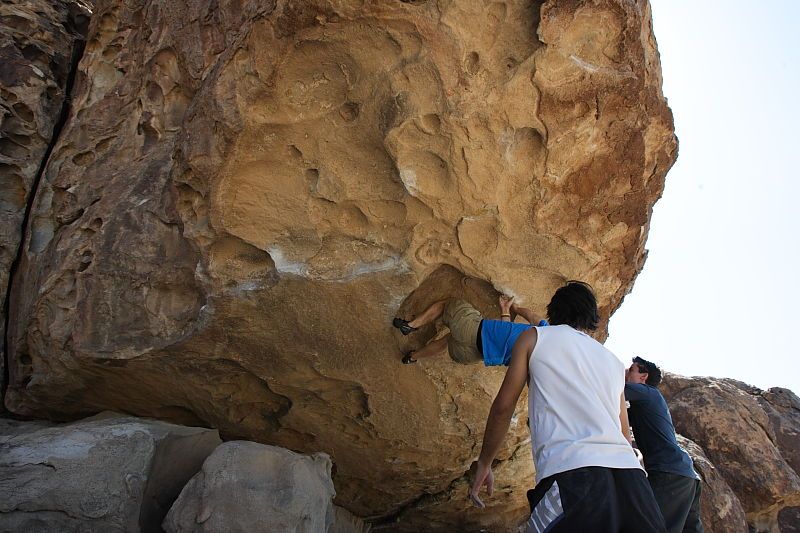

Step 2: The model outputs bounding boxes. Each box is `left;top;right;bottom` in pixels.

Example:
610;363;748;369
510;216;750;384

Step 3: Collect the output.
0;0;90;393
0;412;220;531
662;375;800;531
3;0;676;529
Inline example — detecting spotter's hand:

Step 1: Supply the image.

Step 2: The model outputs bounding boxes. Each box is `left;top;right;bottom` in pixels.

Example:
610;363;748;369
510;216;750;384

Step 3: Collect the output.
469;460;494;508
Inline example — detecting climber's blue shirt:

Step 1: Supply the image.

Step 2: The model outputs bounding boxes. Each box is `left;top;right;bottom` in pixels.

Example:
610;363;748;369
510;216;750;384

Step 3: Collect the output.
480;319;549;366
625;383;699;479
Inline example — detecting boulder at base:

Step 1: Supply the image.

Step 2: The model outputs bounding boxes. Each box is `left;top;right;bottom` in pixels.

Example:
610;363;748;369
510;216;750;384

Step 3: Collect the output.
0;412;221;532
164;441;336;533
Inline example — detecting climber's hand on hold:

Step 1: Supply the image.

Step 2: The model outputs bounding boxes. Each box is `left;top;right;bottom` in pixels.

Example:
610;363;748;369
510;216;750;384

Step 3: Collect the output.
469;460;494;508
499;295;514;315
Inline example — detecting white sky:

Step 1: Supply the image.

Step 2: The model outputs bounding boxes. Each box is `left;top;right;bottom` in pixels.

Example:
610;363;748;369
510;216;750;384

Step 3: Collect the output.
606;1;800;393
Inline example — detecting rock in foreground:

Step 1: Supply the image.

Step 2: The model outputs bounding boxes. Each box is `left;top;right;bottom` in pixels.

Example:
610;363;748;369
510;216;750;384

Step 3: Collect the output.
163;441;336;533
0;413;220;532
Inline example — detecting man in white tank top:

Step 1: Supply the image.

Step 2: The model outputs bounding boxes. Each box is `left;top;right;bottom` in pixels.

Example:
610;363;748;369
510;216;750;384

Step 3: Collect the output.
469;282;667;532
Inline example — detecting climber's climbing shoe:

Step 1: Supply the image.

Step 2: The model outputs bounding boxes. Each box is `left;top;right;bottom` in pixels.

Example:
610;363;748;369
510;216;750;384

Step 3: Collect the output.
401;352;418;365
392;317;417;336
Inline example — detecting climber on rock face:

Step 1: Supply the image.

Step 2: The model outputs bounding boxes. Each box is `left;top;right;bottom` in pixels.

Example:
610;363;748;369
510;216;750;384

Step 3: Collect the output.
392;295;549;365
625;357;704;533
469;281;668;533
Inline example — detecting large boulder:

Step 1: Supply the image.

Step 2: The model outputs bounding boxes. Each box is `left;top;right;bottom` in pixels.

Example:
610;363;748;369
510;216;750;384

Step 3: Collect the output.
0;413;221;532
3;0;676;528
0;0;90;392
163;441;336;533
662;375;800;531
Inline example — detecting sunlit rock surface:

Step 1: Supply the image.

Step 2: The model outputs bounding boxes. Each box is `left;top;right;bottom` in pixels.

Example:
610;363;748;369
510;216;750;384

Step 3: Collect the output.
3;0;676;529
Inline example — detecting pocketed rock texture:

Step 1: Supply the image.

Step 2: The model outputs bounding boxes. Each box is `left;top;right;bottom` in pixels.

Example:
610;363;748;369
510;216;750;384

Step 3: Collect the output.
164;441;337;533
0;413;220;532
3;0;676;530
0;0;90;388
662;376;800;532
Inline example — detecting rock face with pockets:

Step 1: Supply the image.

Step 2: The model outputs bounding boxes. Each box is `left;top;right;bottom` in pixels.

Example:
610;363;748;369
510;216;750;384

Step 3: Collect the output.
0;413;221;532
2;0;676;529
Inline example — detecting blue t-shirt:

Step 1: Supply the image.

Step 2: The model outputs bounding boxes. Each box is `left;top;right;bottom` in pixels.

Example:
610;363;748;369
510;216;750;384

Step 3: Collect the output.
480;319;548;366
625;383;698;479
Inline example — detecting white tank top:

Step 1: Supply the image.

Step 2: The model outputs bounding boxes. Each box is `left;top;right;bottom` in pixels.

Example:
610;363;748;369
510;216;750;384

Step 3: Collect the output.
528;325;642;482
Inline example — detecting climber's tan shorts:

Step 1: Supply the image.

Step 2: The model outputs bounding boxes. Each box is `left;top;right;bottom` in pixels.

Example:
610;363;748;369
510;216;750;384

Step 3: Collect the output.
442;299;483;364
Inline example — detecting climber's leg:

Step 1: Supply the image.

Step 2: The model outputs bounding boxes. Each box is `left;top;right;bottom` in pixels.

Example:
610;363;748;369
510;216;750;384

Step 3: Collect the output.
393;299;449;335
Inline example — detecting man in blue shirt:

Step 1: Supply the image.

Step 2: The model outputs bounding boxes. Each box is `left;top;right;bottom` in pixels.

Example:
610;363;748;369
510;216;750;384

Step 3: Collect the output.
625;357;704;533
392;296;547;365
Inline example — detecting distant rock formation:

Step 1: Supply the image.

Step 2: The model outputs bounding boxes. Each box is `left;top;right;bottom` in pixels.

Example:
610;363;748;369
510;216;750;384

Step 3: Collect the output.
1;0;676;529
662;375;800;532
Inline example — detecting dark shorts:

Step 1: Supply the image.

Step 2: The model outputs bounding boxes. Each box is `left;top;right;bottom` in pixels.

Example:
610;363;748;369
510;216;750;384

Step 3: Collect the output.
525;467;667;533
648;471;704;533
